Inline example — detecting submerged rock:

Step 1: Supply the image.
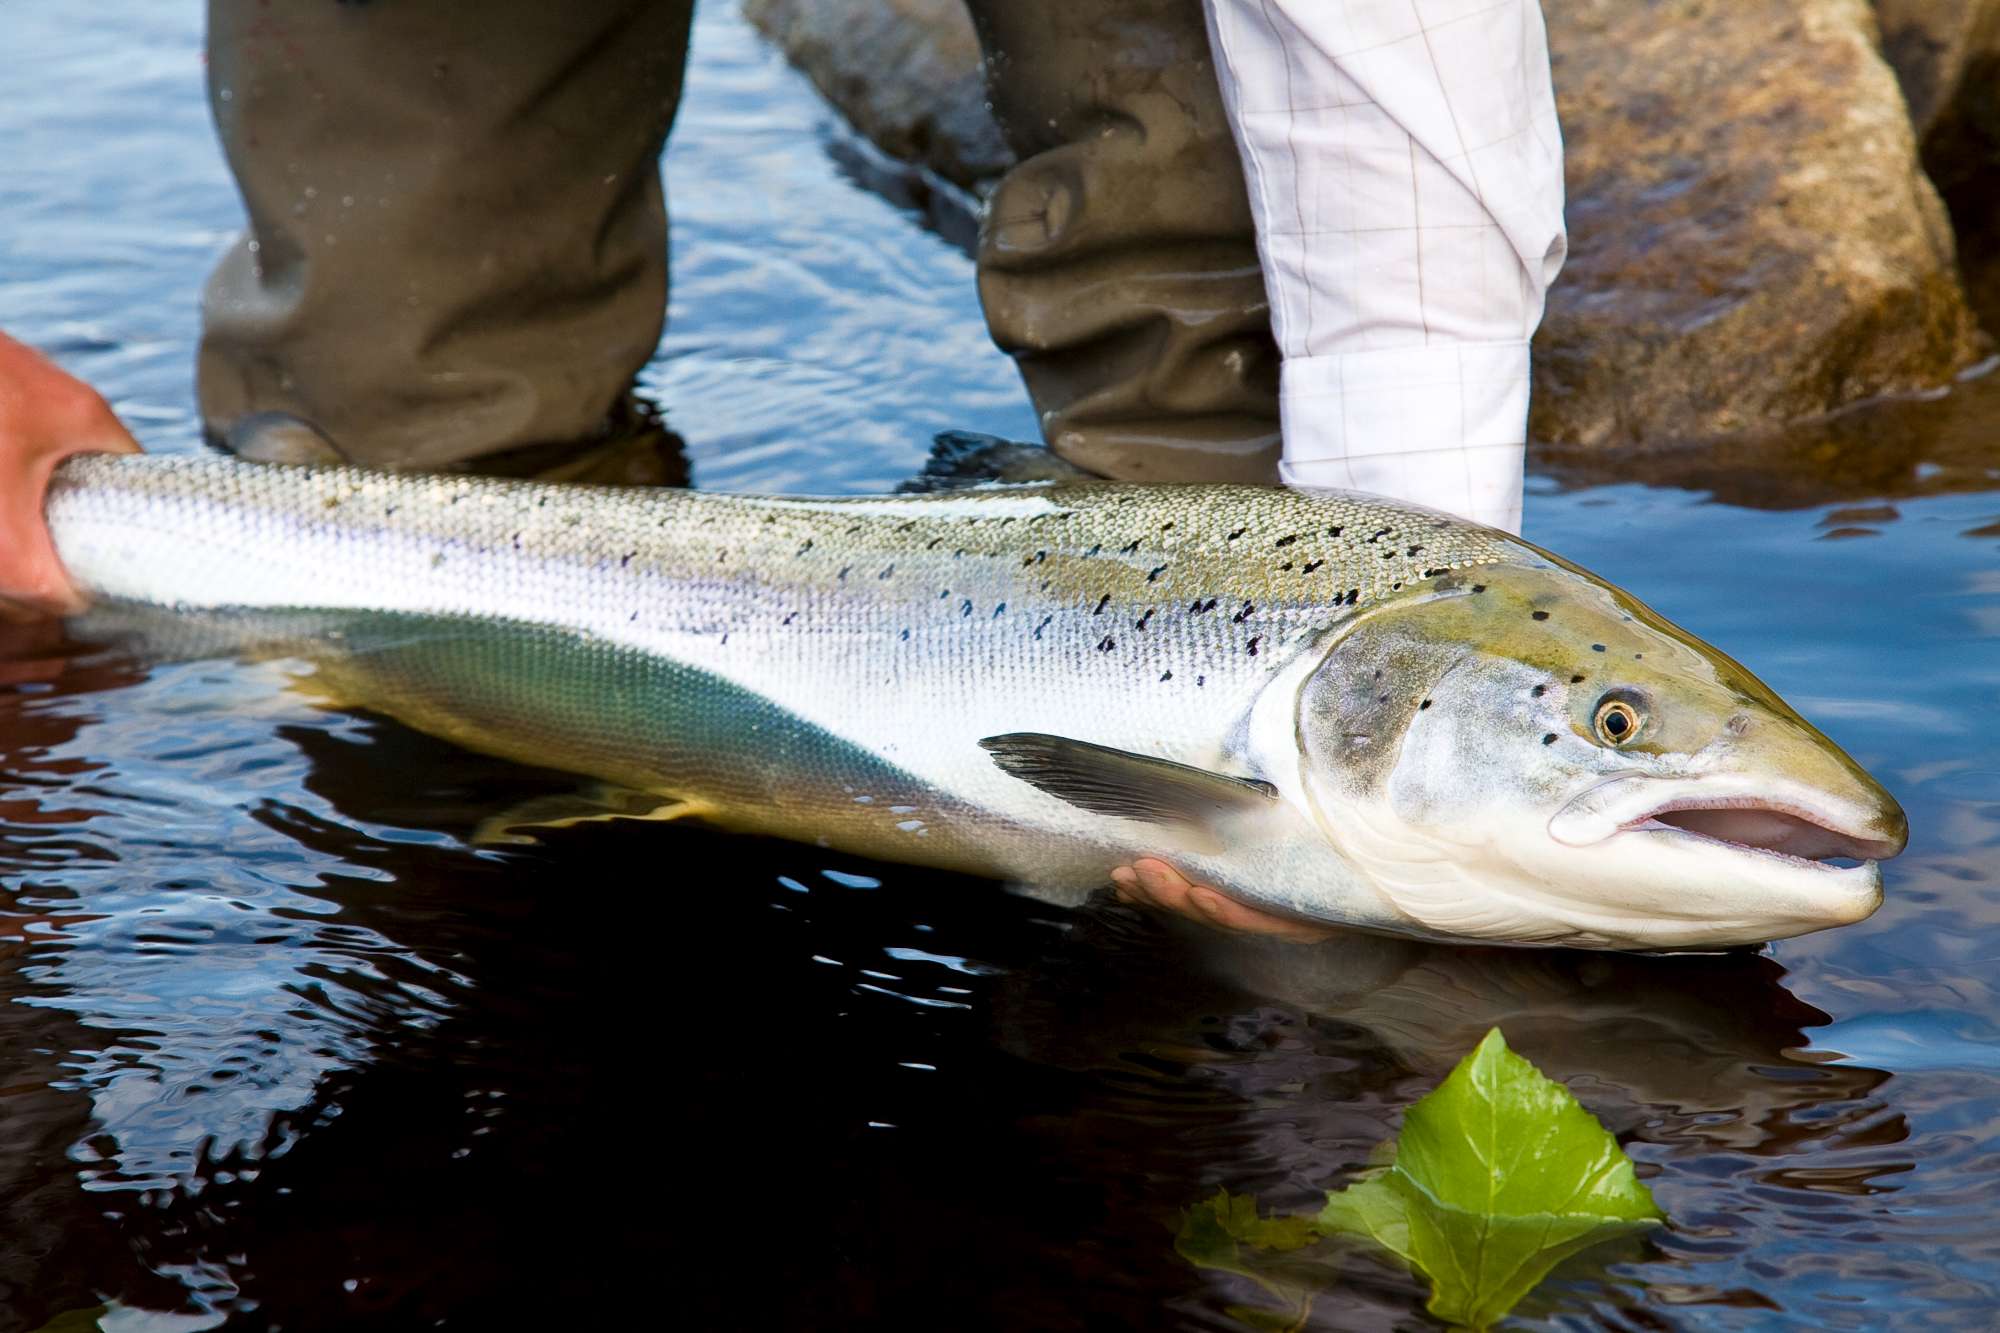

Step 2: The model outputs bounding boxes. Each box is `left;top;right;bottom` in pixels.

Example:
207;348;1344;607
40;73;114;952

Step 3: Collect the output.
741;0;1009;191
743;0;1986;447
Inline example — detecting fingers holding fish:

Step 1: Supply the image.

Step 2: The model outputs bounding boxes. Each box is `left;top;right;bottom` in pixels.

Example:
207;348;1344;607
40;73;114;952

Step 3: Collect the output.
1112;857;1341;942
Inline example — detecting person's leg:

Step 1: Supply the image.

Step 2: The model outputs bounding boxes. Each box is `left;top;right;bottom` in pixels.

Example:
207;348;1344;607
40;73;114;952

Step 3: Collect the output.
962;0;1281;483
199;0;695;480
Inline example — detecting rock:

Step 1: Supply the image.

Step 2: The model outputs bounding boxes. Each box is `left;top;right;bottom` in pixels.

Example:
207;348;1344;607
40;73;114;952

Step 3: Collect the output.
744;0;1984;448
1875;0;2000;139
1875;0;2000;330
1533;0;1981;447
741;0;1009;191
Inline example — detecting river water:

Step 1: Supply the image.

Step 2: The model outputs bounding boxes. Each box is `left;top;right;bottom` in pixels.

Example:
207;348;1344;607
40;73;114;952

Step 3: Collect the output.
3;4;1998;1330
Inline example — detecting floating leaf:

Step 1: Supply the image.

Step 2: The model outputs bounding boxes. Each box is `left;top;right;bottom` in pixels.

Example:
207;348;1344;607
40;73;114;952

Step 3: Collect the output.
1317;1027;1662;1328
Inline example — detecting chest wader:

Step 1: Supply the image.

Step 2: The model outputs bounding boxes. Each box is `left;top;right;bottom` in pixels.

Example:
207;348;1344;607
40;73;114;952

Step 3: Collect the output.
198;0;1278;485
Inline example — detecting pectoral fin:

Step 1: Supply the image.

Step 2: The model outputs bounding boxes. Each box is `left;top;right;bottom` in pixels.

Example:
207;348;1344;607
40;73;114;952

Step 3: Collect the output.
472;784;717;846
978;733;1276;838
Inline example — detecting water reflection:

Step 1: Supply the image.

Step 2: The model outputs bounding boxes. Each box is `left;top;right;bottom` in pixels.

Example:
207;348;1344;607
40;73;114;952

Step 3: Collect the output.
1535;358;2000;511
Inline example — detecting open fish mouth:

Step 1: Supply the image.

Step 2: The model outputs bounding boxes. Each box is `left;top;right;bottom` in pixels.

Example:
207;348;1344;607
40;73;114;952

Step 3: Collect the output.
1625;796;1903;868
1549;774;1907;871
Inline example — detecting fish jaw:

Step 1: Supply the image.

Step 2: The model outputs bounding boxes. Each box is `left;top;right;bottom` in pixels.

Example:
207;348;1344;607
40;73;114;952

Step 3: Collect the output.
1531;767;1899;944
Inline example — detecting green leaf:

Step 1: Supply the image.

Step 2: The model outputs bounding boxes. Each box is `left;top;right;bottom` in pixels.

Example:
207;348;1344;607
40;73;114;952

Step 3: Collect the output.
1316;1028;1663;1329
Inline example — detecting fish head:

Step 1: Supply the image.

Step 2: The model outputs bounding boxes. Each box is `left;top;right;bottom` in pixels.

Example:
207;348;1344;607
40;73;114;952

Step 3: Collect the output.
1292;560;1905;949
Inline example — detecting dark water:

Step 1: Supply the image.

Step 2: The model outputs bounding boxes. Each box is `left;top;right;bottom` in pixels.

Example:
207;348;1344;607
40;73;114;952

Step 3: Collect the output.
4;4;2000;1330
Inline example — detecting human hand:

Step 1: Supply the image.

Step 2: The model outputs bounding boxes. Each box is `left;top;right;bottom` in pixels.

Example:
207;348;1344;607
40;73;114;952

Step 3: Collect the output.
0;332;141;620
1109;857;1339;942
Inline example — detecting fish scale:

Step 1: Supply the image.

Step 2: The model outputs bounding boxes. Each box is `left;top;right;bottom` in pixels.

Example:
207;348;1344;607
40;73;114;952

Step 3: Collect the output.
45;453;1514;897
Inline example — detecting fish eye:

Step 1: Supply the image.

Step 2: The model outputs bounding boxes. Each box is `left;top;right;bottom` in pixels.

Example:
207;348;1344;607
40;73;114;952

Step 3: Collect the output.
1593;695;1644;746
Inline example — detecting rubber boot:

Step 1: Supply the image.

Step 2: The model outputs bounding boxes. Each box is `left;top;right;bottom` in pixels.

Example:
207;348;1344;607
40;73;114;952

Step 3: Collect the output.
198;0;695;476
963;0;1281;482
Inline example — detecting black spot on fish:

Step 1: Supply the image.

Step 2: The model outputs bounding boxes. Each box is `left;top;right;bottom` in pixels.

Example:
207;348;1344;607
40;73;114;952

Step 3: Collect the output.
1084;543;1101;557
900;628;910;641
1098;635;1116;652
1380;549;1395;559
1542;733;1557;745
1233;601;1255;623
939;589;950;599
1227;527;1247;541
1147;564;1169;582
1034;615;1052;640
1327;525;1343;537
1197;675;1206;687
878;564;896;580
924;537;941;550
838;566;851;581
721;633;730;645
1279;562;1293;572
782;612;797;626
1161;670;1173;681
1094;594;1111;614
629;611;638;622
1531;684;1546;698
1247;636;1262;656
386;504;400;516
1119;539;1142;555
1407;544;1423;556
993;602;1007;618
1368;527;1391;542
1303;560;1324;574
621;552;634;567
1420;699;1432;710
1532;610;1550;621
1571;674;1585;683
1275;534;1299;548
961;600;974;617
1635;653;1644;660
799;539;816;555
1471;584;1485;593
1161;521;1175;532
1423;567;1448;578
1000;517;1016;526
1135;609;1153;630
1592;644;1606;652
1378;693;1389;703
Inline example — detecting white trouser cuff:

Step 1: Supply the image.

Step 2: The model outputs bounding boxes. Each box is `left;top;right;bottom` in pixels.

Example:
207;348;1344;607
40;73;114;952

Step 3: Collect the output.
1277;342;1530;534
